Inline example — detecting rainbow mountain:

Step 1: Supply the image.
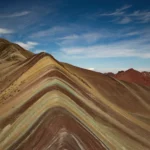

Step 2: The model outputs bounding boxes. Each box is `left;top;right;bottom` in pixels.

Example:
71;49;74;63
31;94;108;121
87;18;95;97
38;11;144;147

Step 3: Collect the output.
0;38;150;150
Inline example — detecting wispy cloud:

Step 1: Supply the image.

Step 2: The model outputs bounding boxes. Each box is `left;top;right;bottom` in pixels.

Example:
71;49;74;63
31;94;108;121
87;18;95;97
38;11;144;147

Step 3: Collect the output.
0;28;14;34
128;10;150;23
57;32;103;46
56;28;145;47
30;24;88;40
118;17;132;24
117;5;132;12
60;44;150;58
99;5;150;24
15;41;38;50
0;11;30;18
30;26;67;38
29;25;149;59
59;31;150;59
58;34;79;40
100;5;132;16
125;31;141;36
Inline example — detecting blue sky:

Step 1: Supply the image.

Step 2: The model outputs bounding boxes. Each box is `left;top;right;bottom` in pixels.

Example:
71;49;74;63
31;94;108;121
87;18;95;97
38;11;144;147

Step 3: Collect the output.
0;0;150;73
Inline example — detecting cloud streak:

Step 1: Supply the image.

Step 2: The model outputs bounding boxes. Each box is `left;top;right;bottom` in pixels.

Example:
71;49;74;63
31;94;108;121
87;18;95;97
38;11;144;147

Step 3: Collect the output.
57;32;103;46
56;28;145;47
118;17;132;24
60;44;150;58
0;28;13;34
30;26;67;38
0;11;30;18
30;24;89;39
99;5;150;24
15;41;38;50
59;31;150;59
100;5;132;16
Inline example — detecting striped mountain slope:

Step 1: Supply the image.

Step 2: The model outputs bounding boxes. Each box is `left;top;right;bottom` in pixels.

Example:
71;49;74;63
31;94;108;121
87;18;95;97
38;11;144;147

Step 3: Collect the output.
0;39;150;150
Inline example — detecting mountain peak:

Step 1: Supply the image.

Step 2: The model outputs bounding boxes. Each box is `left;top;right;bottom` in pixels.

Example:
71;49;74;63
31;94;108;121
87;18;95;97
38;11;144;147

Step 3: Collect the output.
0;39;33;62
0;38;10;44
126;68;139;73
114;68;150;86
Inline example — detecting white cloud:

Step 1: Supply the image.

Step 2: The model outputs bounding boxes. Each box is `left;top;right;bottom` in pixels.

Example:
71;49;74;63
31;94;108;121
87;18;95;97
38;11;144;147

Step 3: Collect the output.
30;24;90;39
15;41;38;50
128;10;150;23
57;28;144;47
117;5;132;12
82;32;103;43
118;17;132;24
0;28;13;34
61;46;136;58
40;26;149;60
125;31;141;36
0;11;30;18
100;5;132;16
60;36;150;58
87;68;95;71
99;5;150;24
31;26;67;38
53;27;150;59
58;34;79;40
57;32;103;46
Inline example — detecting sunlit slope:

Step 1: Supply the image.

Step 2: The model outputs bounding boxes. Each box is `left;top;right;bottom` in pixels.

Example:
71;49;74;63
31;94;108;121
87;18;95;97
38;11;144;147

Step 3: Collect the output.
0;40;150;150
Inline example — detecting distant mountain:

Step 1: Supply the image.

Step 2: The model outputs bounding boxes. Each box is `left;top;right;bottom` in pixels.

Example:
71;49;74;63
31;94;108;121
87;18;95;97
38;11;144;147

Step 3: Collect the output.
142;71;150;78
104;72;115;77
105;68;150;86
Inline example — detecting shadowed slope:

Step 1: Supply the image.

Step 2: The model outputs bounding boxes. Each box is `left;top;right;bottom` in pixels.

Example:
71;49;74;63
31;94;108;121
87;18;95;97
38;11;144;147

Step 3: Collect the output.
0;38;33;62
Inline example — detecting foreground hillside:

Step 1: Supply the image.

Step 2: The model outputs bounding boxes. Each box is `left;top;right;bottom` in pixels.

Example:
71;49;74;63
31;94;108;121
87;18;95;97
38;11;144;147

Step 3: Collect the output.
0;39;150;150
